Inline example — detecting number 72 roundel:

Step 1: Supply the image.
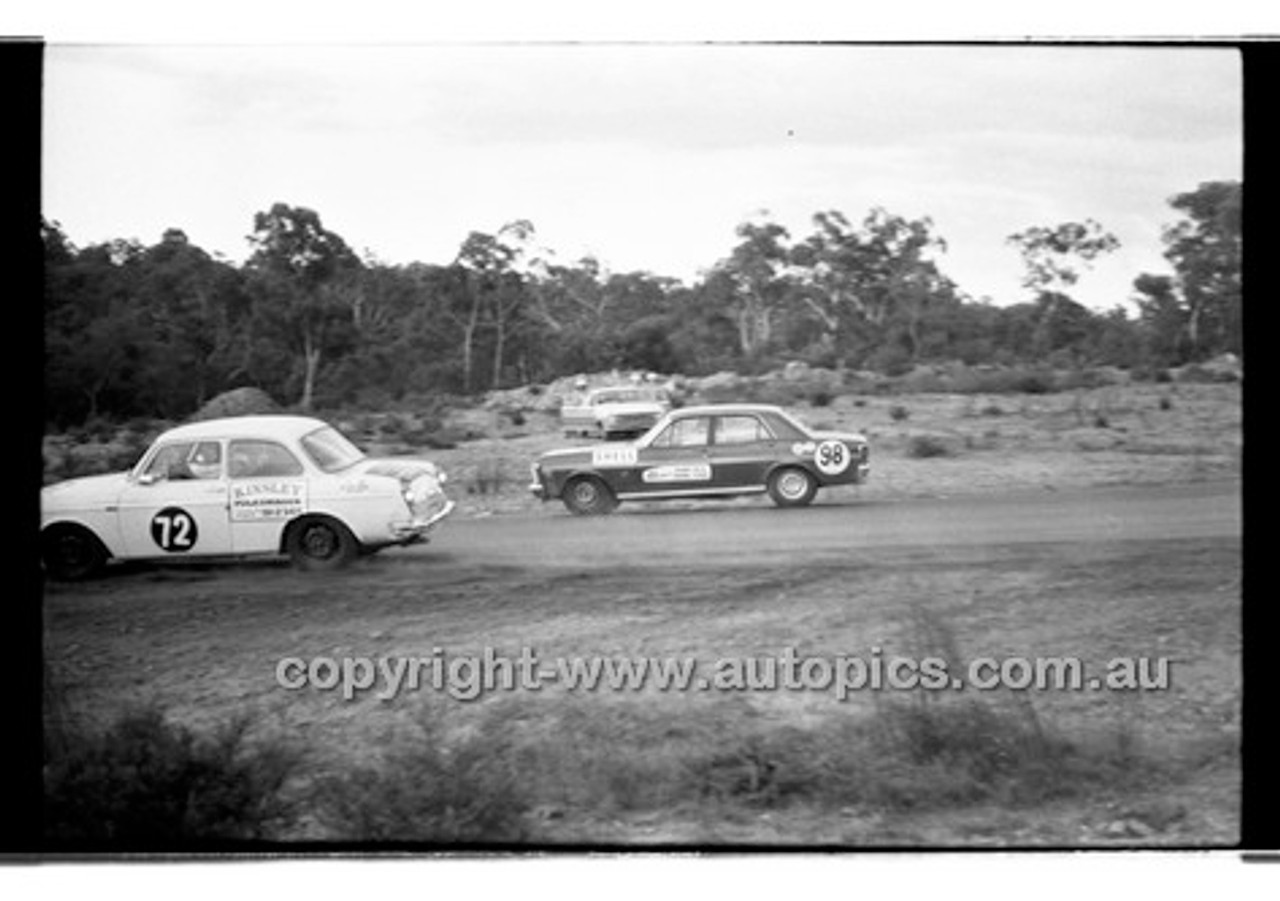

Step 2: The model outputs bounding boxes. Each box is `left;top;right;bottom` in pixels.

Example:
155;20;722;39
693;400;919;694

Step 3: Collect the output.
150;506;199;552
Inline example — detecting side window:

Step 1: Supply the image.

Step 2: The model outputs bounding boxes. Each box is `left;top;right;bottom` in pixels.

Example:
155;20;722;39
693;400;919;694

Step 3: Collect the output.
651;417;710;449
140;441;222;480
715;416;772;445
142;442;195;480
229;440;304;479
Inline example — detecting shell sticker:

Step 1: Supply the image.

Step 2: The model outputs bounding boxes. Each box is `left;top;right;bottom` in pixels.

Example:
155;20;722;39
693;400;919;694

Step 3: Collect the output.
591;446;639;467
813;440;852;475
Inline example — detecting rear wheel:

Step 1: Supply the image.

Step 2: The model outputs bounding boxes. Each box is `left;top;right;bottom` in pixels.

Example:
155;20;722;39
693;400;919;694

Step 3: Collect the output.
286;516;359;571
768;467;817;508
42;525;108;581
562;476;618;515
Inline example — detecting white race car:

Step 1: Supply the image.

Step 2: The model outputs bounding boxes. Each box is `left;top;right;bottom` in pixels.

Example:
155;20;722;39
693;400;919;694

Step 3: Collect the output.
40;415;454;579
559;386;671;439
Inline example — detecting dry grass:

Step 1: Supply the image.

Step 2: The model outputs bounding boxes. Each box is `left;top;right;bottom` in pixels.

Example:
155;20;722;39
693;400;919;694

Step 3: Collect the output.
44;536;1241;846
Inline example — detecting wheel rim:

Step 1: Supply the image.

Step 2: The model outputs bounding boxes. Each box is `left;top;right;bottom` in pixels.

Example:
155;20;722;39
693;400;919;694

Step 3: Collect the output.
572;481;599;507
302;524;338;559
777;471;809;500
52;533;93;571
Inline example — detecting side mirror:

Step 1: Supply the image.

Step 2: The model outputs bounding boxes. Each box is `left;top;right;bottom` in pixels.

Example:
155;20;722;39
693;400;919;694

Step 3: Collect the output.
137;472;161;486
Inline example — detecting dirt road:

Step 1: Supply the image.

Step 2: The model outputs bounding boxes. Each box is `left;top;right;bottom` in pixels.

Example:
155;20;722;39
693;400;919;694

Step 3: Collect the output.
413;480;1241;571
43;479;1243;845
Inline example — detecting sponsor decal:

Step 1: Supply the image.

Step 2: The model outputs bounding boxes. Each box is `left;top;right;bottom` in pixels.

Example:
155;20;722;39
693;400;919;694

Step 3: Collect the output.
591;446;639;467
151;506;198;552
231;480;306;521
814;439;852;475
642;463;712;484
791;441;817;457
339;479;371;494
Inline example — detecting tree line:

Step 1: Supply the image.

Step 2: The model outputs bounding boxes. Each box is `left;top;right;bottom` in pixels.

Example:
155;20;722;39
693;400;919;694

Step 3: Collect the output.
43;181;1241;428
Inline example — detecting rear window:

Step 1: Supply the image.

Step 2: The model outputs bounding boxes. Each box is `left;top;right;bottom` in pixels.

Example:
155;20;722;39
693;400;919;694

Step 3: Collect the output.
228;440;304;478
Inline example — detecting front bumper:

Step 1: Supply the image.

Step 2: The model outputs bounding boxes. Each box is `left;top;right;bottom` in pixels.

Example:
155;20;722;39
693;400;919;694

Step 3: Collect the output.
389;498;456;542
529;463;549;500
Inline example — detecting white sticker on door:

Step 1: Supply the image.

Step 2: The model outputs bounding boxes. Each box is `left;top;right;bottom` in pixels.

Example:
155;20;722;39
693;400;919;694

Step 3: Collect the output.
642;464;712;483
231;481;306;521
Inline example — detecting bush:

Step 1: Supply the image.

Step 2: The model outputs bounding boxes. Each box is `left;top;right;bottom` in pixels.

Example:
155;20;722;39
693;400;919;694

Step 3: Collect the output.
190;387;281;422
1011;371;1055;394
466;458;509;496
888;404;911;422
315;715;531;843
808;388;835;408
906;435;955;458
44;707;303;847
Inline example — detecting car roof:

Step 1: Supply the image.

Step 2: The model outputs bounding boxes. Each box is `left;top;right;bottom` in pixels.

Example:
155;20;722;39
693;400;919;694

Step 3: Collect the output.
155;414;332;443
667;403;787;417
589;385;662;395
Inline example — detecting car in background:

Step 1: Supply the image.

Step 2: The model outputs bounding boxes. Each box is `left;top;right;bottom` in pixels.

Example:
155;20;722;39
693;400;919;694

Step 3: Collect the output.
40;415;454;579
560;385;671;439
531;403;869;514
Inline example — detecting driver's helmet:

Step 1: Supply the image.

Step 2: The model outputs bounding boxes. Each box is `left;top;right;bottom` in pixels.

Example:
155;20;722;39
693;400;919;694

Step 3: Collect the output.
187;445;221;479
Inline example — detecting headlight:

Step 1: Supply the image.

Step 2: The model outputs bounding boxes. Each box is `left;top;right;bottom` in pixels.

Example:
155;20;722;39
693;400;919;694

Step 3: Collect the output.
402;474;441;506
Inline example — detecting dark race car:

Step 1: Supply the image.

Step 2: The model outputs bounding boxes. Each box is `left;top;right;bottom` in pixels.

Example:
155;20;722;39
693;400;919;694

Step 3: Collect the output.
529;403;869;514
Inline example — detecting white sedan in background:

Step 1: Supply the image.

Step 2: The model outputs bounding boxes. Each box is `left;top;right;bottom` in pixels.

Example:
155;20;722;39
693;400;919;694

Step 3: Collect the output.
40;415;454;579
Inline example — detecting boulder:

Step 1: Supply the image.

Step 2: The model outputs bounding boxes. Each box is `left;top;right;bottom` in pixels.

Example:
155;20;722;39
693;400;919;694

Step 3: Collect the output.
190;387;281;421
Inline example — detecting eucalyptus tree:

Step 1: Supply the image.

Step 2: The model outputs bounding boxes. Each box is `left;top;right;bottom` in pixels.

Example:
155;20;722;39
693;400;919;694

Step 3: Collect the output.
244;203;362;410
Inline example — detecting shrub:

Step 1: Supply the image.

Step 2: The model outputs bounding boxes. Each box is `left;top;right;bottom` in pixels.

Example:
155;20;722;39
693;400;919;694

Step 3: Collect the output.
888;404;911;422
906;435;955;458
1012;371;1055;394
315;715;531;843
190;387;281;422
467;458;509;496
44;707;303;847
808;388;835;408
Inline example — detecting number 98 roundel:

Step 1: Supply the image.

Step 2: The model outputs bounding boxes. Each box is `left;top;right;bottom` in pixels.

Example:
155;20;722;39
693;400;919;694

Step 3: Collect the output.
813;440;851;476
151;506;199;552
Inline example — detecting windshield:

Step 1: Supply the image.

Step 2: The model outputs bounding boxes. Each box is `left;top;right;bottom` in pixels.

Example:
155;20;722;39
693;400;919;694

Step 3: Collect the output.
594;388;664;404
300;426;366;473
772;408;816;437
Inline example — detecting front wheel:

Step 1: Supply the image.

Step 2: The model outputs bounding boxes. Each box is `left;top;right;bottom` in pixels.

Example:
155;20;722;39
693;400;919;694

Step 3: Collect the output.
562;476;618;515
42;525;107;581
286;517;359;571
768;467;817;508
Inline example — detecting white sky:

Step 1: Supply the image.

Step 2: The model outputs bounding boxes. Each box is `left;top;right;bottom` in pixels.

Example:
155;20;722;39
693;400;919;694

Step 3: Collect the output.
43;34;1243;311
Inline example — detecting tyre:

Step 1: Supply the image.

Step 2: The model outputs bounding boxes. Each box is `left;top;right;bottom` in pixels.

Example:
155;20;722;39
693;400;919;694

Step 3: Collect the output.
562;476;618;516
767;467;817;508
42;525;107;581
286;516;359;571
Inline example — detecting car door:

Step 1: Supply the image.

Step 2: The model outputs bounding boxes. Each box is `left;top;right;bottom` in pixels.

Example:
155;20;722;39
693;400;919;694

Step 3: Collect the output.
226;438;310;553
706;414;778;488
116;439;232;558
626;415;715;494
